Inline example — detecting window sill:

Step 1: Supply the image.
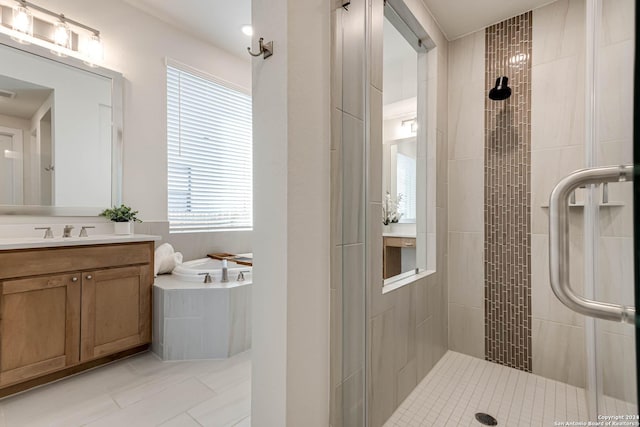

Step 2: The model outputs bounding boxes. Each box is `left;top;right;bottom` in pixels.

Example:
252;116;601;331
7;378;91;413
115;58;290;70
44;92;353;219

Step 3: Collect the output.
382;269;435;294
169;228;253;234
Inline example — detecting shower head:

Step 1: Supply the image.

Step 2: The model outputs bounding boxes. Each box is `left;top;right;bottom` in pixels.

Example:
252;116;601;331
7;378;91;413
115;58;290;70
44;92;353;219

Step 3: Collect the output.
489;76;512;101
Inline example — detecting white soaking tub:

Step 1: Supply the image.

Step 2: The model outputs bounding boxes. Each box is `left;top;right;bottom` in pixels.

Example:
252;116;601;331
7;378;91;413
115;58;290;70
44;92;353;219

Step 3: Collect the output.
153;257;252;361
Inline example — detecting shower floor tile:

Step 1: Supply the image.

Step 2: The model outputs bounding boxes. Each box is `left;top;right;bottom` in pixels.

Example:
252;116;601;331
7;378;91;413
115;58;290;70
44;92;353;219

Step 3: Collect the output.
385;351;636;427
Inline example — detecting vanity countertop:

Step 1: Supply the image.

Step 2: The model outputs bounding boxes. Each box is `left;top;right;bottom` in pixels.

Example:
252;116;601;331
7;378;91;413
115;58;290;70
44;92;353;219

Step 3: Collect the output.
383;232;417;239
0;234;161;251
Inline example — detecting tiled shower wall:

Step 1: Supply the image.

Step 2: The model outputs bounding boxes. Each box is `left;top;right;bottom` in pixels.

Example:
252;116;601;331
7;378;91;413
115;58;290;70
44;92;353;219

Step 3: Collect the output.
448;0;635;399
483;13;532;371
330;0;449;426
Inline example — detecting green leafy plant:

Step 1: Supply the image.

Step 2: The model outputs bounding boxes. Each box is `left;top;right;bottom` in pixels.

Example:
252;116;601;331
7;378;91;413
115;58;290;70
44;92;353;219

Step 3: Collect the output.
99;204;142;223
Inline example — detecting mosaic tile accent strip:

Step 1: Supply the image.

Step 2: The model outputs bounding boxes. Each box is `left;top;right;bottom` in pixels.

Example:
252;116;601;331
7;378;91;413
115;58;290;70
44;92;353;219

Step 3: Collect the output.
484;12;532;372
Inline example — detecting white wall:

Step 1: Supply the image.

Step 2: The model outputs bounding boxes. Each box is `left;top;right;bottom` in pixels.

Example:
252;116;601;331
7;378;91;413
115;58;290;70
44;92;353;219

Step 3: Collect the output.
0;0;252;259
251;0;330;425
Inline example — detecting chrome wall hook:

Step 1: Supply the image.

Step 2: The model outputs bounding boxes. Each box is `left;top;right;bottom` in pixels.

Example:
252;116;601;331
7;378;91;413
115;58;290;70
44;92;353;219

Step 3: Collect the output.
247;37;273;59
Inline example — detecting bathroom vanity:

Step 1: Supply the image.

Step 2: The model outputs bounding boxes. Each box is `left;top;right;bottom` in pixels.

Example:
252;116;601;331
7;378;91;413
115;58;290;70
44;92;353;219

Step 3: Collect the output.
383;234;416;279
0;235;158;397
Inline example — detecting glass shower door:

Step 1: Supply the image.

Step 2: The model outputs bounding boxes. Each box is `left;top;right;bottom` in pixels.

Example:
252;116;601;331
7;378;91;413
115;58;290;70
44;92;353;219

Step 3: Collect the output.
548;0;637;419
592;0;637;418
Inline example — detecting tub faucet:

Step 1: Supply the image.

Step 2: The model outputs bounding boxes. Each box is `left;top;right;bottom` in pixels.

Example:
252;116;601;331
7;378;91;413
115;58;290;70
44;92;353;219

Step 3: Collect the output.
63;225;74;238
221;259;229;283
198;272;212;284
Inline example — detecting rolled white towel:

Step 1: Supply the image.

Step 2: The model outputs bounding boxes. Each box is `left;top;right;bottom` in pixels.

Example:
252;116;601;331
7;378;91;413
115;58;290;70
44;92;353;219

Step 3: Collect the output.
154;243;183;276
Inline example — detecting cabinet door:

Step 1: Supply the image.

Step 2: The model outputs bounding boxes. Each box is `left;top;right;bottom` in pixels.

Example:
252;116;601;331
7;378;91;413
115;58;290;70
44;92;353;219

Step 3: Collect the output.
81;265;151;360
0;273;81;386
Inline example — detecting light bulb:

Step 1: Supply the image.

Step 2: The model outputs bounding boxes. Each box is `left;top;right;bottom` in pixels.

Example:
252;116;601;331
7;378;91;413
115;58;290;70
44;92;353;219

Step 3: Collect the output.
83;33;103;67
11;3;33;42
241;25;253;36
52;19;71;55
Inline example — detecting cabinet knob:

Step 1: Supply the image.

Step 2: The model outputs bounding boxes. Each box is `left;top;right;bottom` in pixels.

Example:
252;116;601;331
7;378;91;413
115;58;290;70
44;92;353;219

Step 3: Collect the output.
86;275;93;280
71;277;78;282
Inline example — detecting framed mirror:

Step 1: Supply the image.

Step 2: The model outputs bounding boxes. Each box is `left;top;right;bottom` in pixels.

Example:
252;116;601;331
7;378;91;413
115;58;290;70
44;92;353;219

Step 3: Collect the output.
0;38;123;216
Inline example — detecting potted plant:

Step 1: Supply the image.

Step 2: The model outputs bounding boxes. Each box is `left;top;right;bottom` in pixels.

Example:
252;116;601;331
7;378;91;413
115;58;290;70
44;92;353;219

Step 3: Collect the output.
99;204;142;235
382;192;403;232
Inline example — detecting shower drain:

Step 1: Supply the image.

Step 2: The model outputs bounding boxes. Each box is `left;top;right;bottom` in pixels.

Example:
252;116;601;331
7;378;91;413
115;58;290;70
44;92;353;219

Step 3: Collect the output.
475;412;498;426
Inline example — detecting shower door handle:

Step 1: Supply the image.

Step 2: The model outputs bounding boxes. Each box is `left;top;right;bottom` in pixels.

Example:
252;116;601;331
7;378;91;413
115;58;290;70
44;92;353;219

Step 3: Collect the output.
549;165;636;324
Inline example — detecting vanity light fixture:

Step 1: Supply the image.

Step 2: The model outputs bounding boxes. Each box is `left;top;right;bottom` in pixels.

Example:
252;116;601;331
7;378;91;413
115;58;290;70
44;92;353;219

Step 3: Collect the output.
3;0;104;66
401;118;417;134
11;0;33;42
241;25;253;36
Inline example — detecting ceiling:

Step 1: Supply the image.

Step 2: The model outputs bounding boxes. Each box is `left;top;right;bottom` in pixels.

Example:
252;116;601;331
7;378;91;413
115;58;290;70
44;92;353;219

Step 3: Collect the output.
422;0;555;40
123;0;251;59
0;76;52;120
121;0;554;57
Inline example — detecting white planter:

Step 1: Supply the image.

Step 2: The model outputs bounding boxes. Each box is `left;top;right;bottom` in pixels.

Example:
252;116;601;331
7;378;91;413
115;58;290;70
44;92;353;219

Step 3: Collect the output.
114;222;133;235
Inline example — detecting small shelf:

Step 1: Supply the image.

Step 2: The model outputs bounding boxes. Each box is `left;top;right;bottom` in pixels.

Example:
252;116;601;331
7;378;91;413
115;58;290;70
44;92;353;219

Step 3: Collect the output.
540;202;624;209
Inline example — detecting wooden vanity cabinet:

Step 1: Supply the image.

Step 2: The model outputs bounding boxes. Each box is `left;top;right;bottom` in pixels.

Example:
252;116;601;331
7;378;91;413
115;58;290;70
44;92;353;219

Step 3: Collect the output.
80;265;151;361
0;241;154;394
383;236;416;279
0;273;81;386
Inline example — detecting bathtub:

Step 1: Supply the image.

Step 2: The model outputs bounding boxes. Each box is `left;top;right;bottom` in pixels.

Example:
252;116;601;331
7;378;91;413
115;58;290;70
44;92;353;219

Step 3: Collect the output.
153;257;252;361
172;256;253;283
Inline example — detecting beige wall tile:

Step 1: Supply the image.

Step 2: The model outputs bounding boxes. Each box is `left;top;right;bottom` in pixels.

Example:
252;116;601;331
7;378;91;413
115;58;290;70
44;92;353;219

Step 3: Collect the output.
532;319;585;387
448;232;484;309
341;0;365;120
369;309;397;426
531;146;584;234
532;0;585;66
342;113;365;244
448;303;484;359
448;158;484;233
531;55;585;150
342;243;365;380
600;331;636;403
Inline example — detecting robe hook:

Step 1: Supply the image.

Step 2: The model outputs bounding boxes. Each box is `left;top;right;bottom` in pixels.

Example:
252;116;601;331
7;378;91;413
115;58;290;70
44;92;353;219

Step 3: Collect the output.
247;37;273;59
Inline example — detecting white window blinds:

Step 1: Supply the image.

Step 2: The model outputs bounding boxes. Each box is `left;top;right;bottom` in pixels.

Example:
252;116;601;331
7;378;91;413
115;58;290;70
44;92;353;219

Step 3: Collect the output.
396;152;416;222
167;65;252;232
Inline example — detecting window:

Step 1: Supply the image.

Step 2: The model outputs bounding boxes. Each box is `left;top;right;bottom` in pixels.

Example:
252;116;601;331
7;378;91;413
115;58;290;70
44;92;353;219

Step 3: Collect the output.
396;151;416;222
167;64;252;232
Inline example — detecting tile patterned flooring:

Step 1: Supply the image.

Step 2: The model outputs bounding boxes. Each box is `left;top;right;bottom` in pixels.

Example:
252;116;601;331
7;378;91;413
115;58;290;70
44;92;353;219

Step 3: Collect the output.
0;348;635;426
0;351;251;427
385;351;637;427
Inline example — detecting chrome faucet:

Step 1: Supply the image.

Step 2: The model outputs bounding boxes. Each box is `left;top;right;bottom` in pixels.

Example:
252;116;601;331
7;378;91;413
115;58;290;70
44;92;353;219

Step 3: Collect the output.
79;226;95;237
35;227;53;239
63;225;74;238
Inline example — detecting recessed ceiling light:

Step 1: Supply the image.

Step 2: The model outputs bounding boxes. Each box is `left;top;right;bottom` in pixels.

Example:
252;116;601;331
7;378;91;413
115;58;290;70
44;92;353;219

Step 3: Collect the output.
241;25;253;36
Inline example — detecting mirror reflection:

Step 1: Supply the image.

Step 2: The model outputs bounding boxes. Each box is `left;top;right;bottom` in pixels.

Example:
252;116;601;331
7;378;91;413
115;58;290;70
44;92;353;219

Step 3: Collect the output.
382;13;418;280
0;44;115;210
0;76;54;206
